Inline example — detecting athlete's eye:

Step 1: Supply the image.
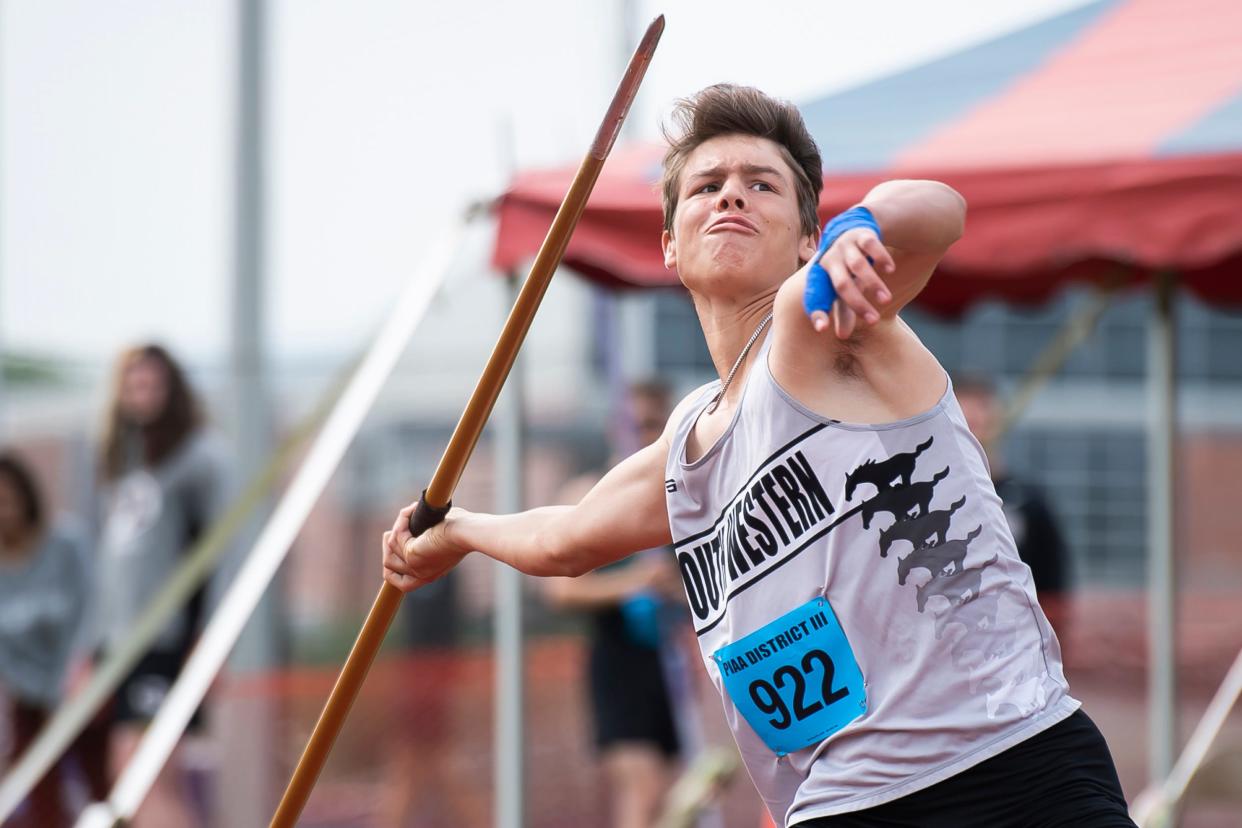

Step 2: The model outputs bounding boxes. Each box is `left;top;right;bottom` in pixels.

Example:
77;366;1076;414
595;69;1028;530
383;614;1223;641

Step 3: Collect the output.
694;182;720;194
751;181;775;192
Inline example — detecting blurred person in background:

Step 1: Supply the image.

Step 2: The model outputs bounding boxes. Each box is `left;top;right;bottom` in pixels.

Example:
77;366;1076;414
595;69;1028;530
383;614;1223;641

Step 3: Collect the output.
953;375;1071;638
96;343;229;828
545;380;686;828
0;452;109;826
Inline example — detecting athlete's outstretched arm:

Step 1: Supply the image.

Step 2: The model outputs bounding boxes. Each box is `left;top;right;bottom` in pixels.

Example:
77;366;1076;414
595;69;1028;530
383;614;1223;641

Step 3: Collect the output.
382;438;673;593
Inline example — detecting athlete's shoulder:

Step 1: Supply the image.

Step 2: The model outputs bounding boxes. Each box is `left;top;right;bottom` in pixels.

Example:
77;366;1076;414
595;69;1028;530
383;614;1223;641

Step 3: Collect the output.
660;381;717;442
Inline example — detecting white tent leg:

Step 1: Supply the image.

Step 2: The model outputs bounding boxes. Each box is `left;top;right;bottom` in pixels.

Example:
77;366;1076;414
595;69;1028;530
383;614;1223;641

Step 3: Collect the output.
1147;271;1178;797
495;273;526;828
223;2;275;823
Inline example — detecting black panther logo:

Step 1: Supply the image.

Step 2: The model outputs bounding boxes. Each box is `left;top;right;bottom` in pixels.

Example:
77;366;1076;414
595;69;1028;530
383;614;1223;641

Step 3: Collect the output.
878;496;967;558
844;436;934;501
915;554;997;613
859;467;949;530
897;525;982;585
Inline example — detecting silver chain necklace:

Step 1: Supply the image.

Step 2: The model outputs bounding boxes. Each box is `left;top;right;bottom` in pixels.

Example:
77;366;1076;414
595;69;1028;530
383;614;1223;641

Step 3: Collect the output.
706;311;773;414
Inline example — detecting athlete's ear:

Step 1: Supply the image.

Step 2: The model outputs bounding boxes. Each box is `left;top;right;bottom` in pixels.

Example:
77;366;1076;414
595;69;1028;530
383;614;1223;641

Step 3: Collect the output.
662;229;677;270
798;230;818;266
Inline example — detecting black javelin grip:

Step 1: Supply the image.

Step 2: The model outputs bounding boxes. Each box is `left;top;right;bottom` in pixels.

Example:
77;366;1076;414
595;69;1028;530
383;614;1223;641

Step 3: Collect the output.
409;490;452;537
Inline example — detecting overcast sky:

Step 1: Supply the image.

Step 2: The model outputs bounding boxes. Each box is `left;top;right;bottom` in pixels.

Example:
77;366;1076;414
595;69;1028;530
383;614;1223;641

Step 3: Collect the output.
1;0;1094;365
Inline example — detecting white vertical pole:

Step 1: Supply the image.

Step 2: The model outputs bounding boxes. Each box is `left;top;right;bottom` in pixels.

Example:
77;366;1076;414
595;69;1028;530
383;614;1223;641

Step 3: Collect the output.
230;0;276;668
224;1;275;824
494;272;526;828
595;0;630;447
619;293;655;380
1147;271;1177;800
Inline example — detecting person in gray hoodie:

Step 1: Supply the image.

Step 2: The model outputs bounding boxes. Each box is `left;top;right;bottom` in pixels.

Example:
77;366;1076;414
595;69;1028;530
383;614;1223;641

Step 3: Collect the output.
0;452;108;826
96;344;228;828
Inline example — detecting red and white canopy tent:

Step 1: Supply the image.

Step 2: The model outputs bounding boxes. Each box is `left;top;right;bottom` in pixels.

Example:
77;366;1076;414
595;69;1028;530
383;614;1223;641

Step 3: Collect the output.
493;0;1242;797
496;0;1242;309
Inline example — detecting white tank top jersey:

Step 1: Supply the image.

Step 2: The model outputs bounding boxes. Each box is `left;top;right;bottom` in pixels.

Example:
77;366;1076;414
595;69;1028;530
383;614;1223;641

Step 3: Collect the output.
663;335;1079;826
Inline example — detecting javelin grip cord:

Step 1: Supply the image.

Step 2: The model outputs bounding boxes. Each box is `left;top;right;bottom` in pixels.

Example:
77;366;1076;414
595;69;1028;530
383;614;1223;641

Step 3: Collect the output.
410;491;452;537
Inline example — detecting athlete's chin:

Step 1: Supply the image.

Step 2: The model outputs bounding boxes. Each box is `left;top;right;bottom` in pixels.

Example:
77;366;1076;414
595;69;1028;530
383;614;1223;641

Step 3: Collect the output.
681;266;749;297
686;249;759;283
681;256;785;298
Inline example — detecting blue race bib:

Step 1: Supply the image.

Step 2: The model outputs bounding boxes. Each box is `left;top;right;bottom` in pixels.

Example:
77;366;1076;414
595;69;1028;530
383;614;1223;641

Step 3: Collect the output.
712;597;866;756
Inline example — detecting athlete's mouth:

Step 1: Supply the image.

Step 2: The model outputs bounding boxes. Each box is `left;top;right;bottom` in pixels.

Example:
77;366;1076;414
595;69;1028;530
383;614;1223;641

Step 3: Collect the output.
707;215;759;235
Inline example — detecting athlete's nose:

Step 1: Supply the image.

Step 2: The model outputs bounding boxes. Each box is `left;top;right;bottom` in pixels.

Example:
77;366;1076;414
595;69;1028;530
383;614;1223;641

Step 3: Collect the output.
716;177;746;212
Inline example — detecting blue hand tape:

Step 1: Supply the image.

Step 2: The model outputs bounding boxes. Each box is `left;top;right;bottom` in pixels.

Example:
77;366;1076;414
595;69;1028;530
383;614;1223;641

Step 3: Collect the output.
804;234;834;322
803;206;882;319
804;257;837;319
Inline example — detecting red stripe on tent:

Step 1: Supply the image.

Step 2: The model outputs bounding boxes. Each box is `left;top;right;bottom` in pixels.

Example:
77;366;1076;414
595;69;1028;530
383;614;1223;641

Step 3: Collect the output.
898;0;1242;168
495;151;1242;310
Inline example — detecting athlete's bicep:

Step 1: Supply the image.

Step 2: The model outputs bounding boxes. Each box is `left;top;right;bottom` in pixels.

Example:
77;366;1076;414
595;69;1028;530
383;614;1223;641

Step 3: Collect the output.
559;439;673;572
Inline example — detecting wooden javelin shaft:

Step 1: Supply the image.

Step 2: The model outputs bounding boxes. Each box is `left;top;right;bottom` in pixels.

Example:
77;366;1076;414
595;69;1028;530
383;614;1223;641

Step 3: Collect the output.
269;16;664;827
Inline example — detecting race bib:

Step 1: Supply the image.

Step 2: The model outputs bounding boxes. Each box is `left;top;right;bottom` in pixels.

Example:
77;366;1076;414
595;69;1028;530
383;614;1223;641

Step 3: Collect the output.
712;597;866;756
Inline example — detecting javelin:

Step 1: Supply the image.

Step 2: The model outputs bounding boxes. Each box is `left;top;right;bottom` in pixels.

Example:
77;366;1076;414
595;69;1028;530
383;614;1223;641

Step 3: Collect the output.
270;15;666;826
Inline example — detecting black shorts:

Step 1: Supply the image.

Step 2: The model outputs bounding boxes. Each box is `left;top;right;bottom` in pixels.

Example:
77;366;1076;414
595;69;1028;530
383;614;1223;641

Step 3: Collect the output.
796;710;1135;828
587;638;680;758
113;648;204;731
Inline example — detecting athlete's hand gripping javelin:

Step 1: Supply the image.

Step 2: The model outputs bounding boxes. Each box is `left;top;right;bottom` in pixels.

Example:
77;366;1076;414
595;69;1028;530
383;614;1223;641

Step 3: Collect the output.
382;503;469;593
383;427;677;594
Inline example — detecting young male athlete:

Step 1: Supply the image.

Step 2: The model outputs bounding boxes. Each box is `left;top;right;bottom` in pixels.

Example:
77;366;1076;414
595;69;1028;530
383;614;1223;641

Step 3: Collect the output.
383;85;1135;827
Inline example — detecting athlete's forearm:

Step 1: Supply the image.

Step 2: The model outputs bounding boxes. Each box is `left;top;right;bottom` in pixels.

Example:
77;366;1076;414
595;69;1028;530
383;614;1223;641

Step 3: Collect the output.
445;506;591;577
390;441;672;591
861;180;965;254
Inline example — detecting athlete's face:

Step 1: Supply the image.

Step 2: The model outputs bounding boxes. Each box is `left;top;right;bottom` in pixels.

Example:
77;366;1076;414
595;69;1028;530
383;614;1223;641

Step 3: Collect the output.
662;134;817;298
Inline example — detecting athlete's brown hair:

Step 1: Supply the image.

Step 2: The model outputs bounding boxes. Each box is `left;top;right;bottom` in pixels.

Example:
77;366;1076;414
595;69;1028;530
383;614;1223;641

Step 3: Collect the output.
99;344;202;480
661;84;823;237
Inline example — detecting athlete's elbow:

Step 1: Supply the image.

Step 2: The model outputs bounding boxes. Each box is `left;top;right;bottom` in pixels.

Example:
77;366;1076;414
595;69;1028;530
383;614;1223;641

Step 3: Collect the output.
917;181;966;249
864;179;966;253
543;554;592;579
535;532;593;578
942;184;967;244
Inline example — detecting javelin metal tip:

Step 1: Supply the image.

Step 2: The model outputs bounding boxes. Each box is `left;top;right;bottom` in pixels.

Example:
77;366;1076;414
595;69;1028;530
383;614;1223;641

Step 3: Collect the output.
590;12;666;160
645;14;666;43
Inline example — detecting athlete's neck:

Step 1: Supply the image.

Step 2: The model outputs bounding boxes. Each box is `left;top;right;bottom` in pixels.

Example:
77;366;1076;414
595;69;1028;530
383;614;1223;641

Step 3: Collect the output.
692;292;776;401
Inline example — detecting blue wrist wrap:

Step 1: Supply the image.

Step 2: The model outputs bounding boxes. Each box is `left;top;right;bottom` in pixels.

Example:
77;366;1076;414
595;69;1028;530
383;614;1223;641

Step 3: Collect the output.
804;205;882;318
